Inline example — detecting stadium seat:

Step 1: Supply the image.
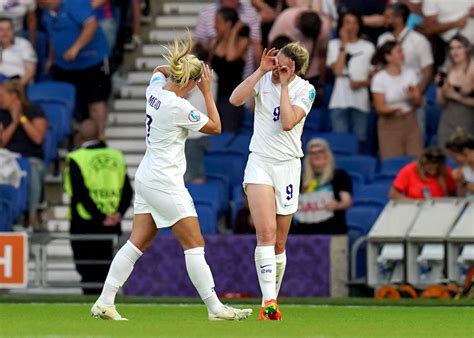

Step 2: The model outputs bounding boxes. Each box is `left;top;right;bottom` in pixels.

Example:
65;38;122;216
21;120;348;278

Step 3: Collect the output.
195;201;218;234
372;173;396;186
348;223;367;279
204;150;247;188
354;183;391;205
0;197;14;231
227;134;251;155
351;200;386;213
380;156;414;176
304;107;330;132
347;171;364;196
231;184;245;225
206;173;230;215
425;104;441;145
303;132;359;156
347;206;382;234
336;155;377;183
186;183;221;216
241;110;254;134
207;132;235;152
36;101;70;145
0;184;19;221
42;125;58;164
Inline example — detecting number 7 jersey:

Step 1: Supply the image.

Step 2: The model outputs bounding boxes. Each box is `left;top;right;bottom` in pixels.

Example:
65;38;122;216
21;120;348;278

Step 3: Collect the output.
135;72;209;190
250;72;315;161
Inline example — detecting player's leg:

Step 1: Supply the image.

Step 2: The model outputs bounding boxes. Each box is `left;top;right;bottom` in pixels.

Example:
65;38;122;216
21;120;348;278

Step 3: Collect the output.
172;216;252;320
92;213;157;320
275;214;292;299
246;183;281;320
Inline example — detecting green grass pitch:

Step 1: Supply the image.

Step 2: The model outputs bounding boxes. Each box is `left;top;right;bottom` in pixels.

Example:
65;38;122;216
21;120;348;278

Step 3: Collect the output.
0;298;473;337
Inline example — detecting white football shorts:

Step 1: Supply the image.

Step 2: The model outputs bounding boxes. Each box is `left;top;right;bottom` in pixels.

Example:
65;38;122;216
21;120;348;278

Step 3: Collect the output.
243;152;301;215
133;179;197;228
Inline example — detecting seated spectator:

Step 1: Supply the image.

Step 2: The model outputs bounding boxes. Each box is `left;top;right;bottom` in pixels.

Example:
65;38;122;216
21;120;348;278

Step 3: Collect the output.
389;146;457;200
436;35;474;149
327;10;374;150
0;0;37;45
268;6;331;97
292;138;351;297
194;0;262;79
445;127;472;166
293;138;352;235
39;0;111;139
422;0;474;69
0;17;37;86
210;7;250;132
371;41;423;160
453;138;474;200
0;79;47;230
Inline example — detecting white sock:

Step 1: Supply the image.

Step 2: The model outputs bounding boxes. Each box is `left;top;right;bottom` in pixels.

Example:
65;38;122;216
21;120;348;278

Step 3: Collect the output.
255;245;276;306
98;240;142;306
275;251;287;299
184;247;224;314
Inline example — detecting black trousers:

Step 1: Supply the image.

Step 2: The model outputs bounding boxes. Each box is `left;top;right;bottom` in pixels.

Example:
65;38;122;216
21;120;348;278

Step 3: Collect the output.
71;239;114;294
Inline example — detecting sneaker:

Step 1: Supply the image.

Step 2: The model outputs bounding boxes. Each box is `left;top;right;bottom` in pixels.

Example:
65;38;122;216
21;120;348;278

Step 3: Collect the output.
258;299;282;321
91;300;128;321
208;305;253;321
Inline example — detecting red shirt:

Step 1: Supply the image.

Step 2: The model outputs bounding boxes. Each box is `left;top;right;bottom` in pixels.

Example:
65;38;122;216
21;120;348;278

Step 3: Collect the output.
393;162;457;199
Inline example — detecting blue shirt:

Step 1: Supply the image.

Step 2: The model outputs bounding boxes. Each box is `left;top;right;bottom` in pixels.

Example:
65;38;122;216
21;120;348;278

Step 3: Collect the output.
42;0;109;70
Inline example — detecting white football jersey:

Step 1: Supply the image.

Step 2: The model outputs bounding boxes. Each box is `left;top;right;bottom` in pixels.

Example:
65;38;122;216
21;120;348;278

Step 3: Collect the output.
250;72;315;160
135;72;209;190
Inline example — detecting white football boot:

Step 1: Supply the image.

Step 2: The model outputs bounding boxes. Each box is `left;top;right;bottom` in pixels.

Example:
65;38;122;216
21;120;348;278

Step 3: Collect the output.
91;300;128;321
208;305;253;321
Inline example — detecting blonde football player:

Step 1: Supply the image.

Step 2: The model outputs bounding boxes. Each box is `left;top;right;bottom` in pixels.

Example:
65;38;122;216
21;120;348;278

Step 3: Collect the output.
91;34;252;321
230;43;315;320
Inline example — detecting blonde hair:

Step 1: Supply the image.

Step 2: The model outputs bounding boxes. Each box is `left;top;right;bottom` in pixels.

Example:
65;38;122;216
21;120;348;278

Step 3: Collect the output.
1;79;30;111
302;138;335;191
163;32;203;87
279;41;310;75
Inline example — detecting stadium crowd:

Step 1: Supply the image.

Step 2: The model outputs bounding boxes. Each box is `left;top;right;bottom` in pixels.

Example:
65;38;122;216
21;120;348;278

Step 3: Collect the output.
0;0;473;296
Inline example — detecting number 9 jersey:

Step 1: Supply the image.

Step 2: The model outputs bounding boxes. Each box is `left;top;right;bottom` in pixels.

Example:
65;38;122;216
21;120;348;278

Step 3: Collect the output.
135;71;209;191
250;72;315;161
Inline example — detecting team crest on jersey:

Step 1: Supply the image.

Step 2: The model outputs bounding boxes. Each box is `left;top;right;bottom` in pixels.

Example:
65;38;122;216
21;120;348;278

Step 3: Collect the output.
308;88;316;102
188;110;201;122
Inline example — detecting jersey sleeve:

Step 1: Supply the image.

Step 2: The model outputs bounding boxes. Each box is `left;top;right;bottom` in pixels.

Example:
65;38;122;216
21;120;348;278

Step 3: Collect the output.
148;72;167;90
370;72;386;93
174;99;209;132
292;83;316;115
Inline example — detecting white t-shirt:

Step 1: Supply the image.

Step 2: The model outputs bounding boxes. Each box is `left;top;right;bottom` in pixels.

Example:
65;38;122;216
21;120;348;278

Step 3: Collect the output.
0;0;36;33
462;165;474;199
326;38;375;112
371;68;419;113
135;72;209;190
423;0;474;42
0;36;37;77
251;72;315;160
377;28;434;82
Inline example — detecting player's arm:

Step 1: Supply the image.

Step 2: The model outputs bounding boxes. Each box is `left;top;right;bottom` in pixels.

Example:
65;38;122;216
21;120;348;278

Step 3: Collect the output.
279;85;306;131
198;63;221;135
229;48;278;106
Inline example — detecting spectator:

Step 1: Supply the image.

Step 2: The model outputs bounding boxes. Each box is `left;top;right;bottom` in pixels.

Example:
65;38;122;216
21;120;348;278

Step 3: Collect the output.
0;17;37;86
39;0;111;139
371;41;423;160
0;79;47;230
379;3;434;93
0;0;36;45
184;43;216;184
194;0;262;79
64;119;133;294
445;127;472;166
123;0;142;51
268;6;331;96
379;3;434;139
389;146;457;200
338;0;387;44
91;0;117;53
326;10;374;150
436;35;474;149
459;139;474;199
422;0;474;69
292;138;352;297
250;0;287;49
210;7;250;132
